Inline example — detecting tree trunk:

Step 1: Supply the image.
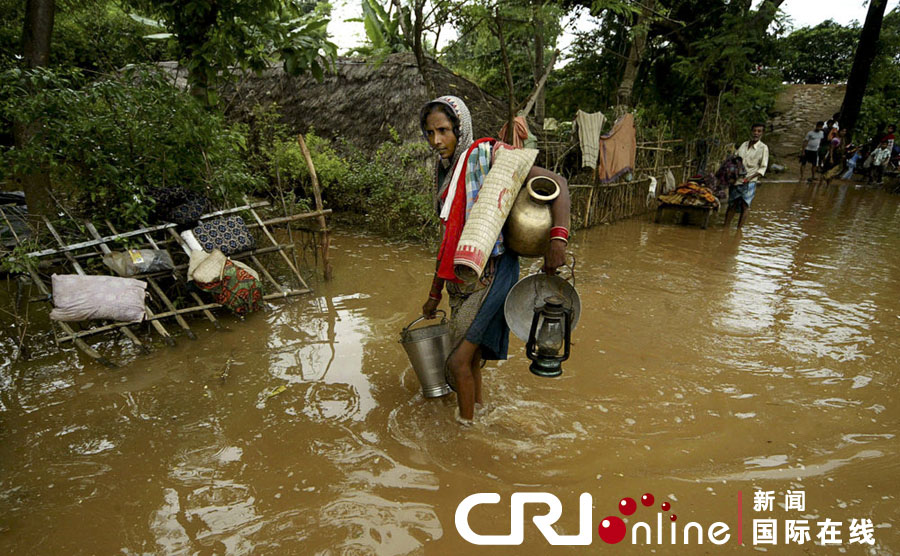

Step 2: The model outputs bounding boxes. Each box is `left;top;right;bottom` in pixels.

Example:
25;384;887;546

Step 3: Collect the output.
495;11;516;144
23;0;54;67
393;0;432;96
531;0;545;125
15;0;55;217
839;0;888;141
615;0;655;116
413;0;431;96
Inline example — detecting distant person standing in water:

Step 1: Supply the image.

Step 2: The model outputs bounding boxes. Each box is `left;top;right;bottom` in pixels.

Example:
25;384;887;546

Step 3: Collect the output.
799;121;825;184
724;123;768;230
867;140;892;184
819;128;847;186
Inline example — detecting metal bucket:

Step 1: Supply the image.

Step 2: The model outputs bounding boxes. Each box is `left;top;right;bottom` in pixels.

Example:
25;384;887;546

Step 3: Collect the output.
400;310;452;398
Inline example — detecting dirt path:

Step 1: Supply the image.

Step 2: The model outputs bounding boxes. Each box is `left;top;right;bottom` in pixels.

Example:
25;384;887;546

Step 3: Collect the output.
766;83;845;160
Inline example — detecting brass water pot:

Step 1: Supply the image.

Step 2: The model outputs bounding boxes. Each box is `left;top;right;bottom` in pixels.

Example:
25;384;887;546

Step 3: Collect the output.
504;176;560;257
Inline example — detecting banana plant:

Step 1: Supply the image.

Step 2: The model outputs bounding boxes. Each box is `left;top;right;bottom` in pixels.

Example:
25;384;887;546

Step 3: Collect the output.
350;0;412;62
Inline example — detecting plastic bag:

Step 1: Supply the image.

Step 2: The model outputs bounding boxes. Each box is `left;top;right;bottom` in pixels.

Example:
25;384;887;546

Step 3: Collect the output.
102;249;174;277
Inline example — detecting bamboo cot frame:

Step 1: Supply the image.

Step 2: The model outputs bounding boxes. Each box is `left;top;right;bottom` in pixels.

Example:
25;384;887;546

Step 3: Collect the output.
2;200;330;367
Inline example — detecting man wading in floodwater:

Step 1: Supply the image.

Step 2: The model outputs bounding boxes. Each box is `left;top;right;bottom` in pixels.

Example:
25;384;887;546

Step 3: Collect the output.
419;95;570;423
724;123;769;229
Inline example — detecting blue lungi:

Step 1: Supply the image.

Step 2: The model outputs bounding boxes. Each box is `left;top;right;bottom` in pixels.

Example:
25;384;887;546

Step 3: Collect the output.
728;181;757;208
465;249;519;360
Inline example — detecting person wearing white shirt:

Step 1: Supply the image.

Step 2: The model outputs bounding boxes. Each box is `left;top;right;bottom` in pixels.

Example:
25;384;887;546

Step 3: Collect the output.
799;121;824;183
724;123;768;229
868;140;892;184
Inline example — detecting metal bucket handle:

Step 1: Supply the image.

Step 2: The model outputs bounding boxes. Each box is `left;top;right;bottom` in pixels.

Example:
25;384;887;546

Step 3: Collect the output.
402;310;447;338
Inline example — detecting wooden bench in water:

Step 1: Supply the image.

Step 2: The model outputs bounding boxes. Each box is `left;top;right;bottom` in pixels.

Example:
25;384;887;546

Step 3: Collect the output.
654;202;716;229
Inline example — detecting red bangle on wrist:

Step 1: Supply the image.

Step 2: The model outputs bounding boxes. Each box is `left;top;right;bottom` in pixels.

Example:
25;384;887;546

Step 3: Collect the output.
429;292;442;301
550;226;569;239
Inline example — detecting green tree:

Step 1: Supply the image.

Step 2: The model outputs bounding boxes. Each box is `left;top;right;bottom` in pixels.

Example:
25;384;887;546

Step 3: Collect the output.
840;0;889;140
443;0;563;108
545;10;627;117
352;0;456;94
547;0;784;137
123;0;337;104
775;20;859;84
0;66;260;227
855;9;900;142
0;0;174;72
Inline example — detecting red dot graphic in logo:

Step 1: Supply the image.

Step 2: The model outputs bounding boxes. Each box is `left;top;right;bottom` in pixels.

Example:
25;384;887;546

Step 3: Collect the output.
619;497;637;515
661;501;671;511
641;493;654;507
598;516;627;544
670;514;678;521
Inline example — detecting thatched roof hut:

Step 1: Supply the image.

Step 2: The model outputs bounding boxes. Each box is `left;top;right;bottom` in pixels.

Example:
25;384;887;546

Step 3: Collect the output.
223;53;510;151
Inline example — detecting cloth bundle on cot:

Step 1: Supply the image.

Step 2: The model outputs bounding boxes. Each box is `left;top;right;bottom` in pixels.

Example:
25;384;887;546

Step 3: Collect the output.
102;249;174;277
453;147;537;283
50;274;147;322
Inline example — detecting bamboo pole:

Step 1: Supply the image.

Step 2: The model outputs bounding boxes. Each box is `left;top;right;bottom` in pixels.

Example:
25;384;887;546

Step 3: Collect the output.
274;159;303;287
243;198;311;292
99;221;195;340
297;134;333;280
259;209;332;227
250;254;285;294
20;202;270;260
57;288;312;342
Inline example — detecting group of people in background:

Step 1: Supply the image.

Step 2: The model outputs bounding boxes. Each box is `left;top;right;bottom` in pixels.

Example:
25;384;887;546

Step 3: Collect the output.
799;113;897;186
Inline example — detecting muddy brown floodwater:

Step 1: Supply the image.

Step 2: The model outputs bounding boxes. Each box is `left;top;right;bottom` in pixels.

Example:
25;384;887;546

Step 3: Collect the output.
1;180;899;555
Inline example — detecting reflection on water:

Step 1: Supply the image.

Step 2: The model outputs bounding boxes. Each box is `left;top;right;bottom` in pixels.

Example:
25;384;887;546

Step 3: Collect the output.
1;182;900;554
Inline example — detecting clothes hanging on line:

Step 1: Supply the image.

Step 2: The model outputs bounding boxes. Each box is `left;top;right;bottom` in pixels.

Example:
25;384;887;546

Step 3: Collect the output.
575;110;606;168
596;113;636;183
497;116;532;149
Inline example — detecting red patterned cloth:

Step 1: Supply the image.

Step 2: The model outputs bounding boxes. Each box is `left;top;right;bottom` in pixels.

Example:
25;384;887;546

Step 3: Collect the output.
197;259;263;315
436;137;497;281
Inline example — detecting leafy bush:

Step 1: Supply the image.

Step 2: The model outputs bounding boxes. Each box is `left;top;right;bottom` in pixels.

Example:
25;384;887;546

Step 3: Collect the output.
334;130;438;241
246;103;348;213
244;103;436;240
0;65;259;228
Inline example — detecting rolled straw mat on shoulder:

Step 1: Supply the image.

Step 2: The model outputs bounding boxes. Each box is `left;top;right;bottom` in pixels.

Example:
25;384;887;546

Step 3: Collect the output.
453;147;537;283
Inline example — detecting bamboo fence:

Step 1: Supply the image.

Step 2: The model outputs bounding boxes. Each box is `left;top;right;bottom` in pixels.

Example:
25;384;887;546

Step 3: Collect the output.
541;122;695;229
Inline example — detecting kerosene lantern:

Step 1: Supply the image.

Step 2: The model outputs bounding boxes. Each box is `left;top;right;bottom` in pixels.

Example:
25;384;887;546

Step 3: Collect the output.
525;295;572;377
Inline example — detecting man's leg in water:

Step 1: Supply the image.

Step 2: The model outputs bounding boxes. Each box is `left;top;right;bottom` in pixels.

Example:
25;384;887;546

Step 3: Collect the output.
723;202;736;227
737;200;750;228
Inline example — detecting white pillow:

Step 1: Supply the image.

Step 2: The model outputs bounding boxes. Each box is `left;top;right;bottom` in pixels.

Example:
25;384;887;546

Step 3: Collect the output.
50;274;147;322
